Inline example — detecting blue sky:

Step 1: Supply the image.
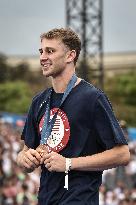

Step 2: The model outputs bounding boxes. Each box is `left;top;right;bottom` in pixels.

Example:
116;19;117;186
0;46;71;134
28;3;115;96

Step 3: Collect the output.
0;0;136;55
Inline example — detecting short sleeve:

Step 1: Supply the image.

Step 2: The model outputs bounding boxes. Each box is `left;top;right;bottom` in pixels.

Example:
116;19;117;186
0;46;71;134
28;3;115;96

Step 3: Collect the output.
21;100;40;149
94;93;128;150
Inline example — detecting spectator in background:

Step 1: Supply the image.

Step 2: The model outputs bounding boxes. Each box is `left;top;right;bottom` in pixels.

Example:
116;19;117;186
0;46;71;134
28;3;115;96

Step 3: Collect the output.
0;122;40;205
0;120;135;205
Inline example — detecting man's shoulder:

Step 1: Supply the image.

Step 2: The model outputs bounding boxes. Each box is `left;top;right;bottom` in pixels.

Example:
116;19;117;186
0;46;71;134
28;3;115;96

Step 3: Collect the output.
82;81;114;111
30;88;52;112
32;88;51;103
81;80;102;98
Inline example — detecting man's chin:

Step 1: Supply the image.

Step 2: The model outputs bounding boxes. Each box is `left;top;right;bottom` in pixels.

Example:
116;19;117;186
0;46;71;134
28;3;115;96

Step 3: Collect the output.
42;69;62;78
42;70;52;77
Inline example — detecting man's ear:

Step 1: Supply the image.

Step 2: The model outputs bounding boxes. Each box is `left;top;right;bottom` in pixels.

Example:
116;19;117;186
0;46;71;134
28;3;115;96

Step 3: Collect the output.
66;50;76;64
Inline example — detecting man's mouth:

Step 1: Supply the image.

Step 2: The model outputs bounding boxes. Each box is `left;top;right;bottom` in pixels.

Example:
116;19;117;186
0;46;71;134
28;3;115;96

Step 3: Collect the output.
43;64;51;68
41;62;52;69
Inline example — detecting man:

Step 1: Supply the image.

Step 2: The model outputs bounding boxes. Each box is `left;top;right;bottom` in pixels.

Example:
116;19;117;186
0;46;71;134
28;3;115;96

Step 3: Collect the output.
17;28;130;205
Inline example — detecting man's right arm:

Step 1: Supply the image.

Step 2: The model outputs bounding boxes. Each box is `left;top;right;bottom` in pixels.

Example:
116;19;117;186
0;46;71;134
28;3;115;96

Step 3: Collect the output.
17;143;42;173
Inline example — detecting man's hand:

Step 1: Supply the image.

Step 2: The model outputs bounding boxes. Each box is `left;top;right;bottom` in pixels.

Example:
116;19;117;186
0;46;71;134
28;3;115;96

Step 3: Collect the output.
17;145;42;172
36;144;48;158
43;152;66;172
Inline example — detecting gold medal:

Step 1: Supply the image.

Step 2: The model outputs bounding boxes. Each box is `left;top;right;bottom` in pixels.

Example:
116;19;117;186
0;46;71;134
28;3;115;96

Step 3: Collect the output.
36;144;48;157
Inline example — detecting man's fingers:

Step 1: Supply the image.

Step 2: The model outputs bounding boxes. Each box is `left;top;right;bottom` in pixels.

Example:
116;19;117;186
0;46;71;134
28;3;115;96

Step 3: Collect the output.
24;149;41;167
29;149;42;161
44;158;51;165
23;155;36;169
43;153;52;160
42;152;66;172
43;152;58;171
45;162;51;169
27;154;39;166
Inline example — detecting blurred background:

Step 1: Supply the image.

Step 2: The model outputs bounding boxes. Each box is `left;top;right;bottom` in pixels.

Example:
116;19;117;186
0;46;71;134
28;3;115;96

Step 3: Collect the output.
0;0;136;204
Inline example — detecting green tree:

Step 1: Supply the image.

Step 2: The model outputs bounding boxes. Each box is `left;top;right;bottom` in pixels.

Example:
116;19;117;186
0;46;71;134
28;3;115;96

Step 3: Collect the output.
0;53;9;82
0;81;32;113
9;62;31;81
115;73;136;105
105;71;136;126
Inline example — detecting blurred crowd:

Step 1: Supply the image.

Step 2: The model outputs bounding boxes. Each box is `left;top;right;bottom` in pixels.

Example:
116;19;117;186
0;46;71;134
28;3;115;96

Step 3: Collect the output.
0;121;136;205
0;123;40;205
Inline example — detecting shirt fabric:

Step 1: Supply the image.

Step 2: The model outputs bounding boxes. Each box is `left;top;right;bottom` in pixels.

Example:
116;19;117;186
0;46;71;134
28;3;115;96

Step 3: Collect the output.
21;80;127;205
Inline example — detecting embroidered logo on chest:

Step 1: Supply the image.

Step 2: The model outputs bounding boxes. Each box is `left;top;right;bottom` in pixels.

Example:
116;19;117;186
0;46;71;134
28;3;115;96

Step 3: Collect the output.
39;108;70;152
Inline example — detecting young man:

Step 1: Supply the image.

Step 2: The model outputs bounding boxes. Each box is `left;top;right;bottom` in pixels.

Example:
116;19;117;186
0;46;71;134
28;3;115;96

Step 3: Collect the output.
17;28;130;205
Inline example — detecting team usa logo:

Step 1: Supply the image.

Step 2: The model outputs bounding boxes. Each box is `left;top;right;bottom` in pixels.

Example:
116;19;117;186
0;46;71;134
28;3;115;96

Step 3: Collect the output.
39;108;70;153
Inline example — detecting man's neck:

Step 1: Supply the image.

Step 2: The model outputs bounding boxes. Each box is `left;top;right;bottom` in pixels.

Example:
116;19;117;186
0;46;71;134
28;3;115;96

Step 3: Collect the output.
51;72;74;93
50;65;81;93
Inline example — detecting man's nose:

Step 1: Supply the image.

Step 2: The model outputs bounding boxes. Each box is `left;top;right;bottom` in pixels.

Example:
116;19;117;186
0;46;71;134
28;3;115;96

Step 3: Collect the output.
40;52;48;60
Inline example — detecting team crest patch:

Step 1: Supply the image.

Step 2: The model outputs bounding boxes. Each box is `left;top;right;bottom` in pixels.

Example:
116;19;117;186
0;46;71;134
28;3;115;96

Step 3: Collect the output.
39;108;70;153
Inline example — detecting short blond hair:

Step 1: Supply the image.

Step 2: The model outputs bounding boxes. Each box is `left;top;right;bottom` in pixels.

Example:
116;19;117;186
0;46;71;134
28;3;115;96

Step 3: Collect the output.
40;28;81;65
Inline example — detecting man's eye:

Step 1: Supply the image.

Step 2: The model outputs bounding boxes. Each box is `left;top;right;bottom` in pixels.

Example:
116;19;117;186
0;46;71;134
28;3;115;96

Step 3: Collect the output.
48;49;54;54
39;49;43;54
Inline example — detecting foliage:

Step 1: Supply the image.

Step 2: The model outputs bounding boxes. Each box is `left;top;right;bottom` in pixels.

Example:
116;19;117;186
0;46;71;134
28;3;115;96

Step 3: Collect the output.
105;72;136;106
0;53;136;125
0;53;9;82
105;71;136;126
115;73;136;105
0;81;32;114
112;103;136;126
0;53;37;82
0;53;50;114
9;62;31;81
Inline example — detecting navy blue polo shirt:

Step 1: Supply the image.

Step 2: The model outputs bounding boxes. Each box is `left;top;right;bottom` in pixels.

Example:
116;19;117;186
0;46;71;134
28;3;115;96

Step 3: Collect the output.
21;80;127;205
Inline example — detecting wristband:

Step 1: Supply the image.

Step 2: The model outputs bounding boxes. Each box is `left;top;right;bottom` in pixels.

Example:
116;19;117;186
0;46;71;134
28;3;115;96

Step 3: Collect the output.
65;158;72;172
64;158;72;190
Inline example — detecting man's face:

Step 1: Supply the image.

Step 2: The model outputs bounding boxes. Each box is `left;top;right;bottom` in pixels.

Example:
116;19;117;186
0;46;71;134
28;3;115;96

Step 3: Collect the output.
39;38;69;78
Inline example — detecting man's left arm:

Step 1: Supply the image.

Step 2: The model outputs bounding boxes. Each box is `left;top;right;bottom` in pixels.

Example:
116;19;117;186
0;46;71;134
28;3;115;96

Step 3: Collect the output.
43;93;130;172
71;144;130;171
42;144;130;172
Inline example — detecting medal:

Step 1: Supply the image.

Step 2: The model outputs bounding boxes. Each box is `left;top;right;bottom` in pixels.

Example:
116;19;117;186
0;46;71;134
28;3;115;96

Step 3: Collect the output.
36;144;48;157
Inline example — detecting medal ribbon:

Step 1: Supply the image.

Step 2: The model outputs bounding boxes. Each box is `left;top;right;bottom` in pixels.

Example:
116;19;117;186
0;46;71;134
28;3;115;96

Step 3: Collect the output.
40;73;77;145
